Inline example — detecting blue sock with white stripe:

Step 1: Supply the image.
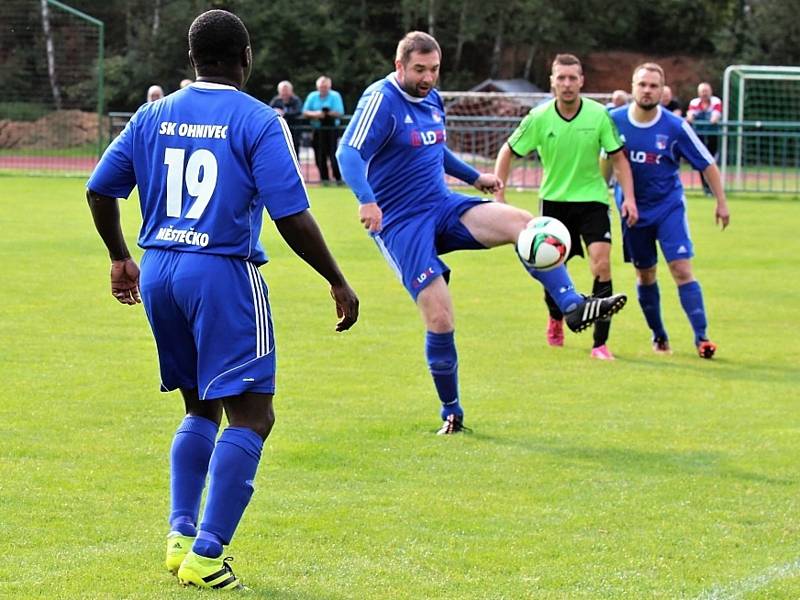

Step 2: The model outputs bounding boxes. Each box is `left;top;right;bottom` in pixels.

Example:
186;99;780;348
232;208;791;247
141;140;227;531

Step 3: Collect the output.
425;331;462;419
526;263;583;314
169;415;219;536
637;281;667;340
194;427;263;558
678;280;708;344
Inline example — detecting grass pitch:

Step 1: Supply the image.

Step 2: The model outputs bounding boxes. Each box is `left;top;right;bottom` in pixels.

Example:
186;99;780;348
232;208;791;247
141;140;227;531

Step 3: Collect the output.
0;176;799;599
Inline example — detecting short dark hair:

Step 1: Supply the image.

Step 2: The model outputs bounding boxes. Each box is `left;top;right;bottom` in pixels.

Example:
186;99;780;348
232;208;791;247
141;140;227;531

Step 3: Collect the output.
396;31;441;66
633;62;665;85
188;9;250;69
552;53;582;73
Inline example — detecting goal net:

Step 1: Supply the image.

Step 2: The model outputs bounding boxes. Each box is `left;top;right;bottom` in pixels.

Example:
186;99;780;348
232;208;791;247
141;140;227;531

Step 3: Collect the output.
721;65;800;192
1;0;104;176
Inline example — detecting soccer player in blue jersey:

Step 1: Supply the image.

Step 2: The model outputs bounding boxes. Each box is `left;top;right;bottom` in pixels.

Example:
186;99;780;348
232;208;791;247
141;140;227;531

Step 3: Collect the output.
86;10;358;589
610;63;730;358
337;31;627;434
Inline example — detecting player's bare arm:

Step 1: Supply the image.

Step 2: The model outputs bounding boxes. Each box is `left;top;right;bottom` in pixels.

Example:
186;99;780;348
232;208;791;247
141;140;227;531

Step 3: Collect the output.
701;164;730;229
492;143;514;203
86;189;141;305
610;151;639;226
274;210;359;331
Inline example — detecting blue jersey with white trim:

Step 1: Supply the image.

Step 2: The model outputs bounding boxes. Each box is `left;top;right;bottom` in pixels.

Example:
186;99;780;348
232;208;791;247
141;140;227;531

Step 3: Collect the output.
610;104;713;212
87;82;309;265
340;74;450;229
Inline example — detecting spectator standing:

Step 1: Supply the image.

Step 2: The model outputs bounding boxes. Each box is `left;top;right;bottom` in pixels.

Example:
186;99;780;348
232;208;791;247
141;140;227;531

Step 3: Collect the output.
270;80;303;157
661;85;682;116
303;76;345;185
686;82;722;194
605;89;629;110
147;85;164;102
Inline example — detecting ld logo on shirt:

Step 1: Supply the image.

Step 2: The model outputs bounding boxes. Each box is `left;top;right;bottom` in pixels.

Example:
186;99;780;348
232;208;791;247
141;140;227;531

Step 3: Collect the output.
411;129;445;147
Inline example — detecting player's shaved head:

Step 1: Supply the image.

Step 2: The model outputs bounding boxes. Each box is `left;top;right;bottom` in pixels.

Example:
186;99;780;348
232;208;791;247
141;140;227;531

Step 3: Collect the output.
396;31;441;66
552;53;582;74
188;9;250;70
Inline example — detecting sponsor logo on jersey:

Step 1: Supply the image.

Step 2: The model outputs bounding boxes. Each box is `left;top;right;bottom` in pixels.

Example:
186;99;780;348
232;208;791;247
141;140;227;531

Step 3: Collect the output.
655;134;668;150
410;128;446;147
404;114;413;124
628;150;662;165
412;266;436;288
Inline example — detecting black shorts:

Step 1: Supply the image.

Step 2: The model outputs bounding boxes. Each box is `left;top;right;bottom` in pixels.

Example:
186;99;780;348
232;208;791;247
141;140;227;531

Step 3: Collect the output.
540;200;611;260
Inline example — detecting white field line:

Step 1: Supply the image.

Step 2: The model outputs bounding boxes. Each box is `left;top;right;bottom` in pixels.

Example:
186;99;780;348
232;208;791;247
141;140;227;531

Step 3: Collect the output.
696;558;800;599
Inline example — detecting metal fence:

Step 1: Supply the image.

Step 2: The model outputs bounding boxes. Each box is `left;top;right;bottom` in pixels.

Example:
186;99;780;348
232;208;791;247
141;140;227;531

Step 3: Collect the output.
4;111;799;195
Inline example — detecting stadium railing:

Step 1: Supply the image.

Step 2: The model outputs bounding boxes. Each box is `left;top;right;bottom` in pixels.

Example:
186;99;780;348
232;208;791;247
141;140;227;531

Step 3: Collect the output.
4;110;798;195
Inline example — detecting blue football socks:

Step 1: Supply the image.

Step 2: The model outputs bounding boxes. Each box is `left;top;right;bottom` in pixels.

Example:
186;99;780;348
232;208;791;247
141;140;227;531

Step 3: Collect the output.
425;331;462;419
169;415;219;537
678;280;708;344
637;281;667;340
194;426;263;558
526;264;583;314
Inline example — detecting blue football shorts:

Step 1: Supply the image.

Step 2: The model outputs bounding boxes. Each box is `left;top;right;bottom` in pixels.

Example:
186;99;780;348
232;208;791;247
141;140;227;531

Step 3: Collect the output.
139;249;276;399
621;199;694;269
372;193;489;301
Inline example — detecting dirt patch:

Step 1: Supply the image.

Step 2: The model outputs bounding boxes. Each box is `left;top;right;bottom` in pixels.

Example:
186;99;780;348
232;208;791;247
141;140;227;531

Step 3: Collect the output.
0;110;100;149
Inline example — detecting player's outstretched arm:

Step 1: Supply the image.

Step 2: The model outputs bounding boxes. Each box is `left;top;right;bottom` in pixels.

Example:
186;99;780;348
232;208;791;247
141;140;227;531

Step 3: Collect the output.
274;210;359;331
610;151;638;226
337;144;383;233
702;164;730;229
493;143;515;203
86;189;141;305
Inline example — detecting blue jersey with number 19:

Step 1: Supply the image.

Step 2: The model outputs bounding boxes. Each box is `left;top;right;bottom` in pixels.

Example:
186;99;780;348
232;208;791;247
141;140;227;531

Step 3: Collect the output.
87;82;309;266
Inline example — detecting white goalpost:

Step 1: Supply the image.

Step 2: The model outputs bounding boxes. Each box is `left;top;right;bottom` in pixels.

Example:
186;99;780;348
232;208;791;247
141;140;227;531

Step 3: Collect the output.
721;65;800;190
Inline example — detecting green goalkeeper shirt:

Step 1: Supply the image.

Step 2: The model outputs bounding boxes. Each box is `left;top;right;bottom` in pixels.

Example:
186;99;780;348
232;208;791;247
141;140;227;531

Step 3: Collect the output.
507;97;623;204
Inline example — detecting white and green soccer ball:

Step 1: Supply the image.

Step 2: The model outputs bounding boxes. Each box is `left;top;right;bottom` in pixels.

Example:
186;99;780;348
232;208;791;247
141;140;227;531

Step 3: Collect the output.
516;216;571;271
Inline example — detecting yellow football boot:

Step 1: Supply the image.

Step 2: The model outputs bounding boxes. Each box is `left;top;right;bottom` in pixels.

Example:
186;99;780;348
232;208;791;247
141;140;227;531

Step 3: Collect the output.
177;550;245;590
165;532;194;575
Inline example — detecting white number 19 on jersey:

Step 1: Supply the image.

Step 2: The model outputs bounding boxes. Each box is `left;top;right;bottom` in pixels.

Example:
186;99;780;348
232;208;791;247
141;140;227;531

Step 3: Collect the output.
164;147;218;219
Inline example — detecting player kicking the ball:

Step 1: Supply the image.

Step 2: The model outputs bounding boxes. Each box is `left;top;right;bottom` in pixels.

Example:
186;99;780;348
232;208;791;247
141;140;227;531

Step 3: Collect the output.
337;32;627;435
609;63;730;358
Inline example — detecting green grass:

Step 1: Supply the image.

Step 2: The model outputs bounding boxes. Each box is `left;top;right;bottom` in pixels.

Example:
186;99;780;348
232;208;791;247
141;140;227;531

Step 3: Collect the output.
0;143;100;157
0;177;799;599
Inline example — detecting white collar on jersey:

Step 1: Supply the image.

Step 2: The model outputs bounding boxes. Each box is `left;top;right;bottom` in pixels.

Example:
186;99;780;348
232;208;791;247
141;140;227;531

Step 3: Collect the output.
627;103;662;129
190;81;238;91
388;73;426;103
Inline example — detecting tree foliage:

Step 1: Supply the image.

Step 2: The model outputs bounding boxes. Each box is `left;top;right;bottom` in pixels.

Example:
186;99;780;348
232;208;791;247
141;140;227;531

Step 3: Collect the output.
4;0;799;112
